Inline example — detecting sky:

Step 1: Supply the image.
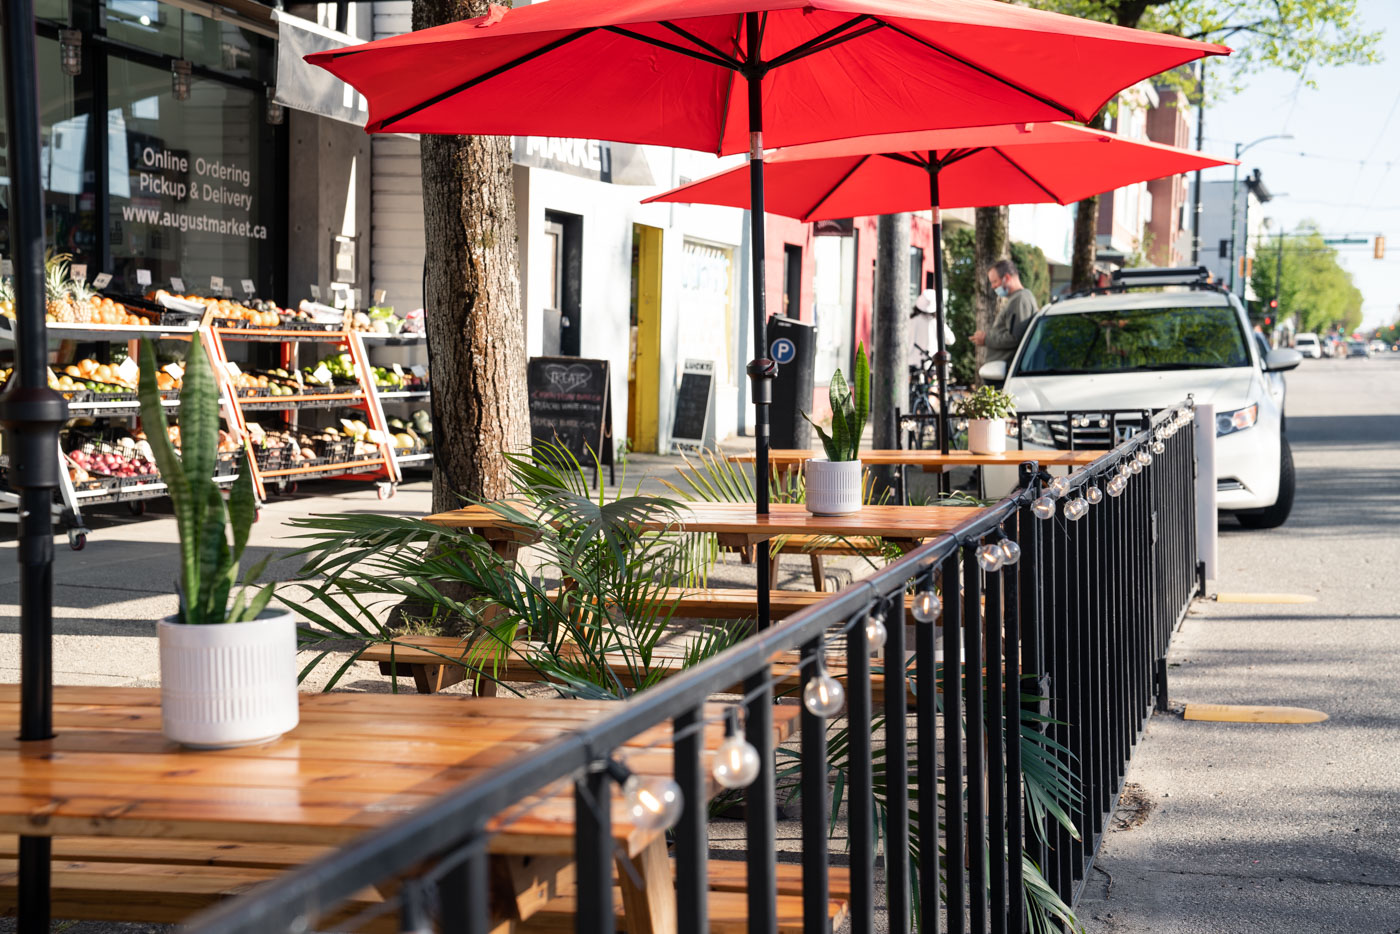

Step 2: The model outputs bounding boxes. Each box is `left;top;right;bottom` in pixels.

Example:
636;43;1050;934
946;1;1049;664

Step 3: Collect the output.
1195;0;1399;330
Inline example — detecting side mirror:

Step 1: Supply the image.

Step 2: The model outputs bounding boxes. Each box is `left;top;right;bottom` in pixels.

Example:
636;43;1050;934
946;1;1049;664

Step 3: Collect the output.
979;360;1009;382
1264;348;1302;372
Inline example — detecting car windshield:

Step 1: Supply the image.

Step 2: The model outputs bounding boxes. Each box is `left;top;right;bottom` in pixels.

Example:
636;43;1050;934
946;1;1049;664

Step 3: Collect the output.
1014;304;1249;376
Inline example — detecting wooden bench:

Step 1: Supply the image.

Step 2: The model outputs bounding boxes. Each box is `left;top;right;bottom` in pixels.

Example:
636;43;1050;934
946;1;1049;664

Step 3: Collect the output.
364;635;922;707
732;535;894;592
0;839;849;934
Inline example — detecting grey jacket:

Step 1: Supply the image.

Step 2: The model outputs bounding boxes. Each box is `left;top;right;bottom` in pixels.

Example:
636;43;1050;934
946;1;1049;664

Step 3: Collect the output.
985;288;1038;364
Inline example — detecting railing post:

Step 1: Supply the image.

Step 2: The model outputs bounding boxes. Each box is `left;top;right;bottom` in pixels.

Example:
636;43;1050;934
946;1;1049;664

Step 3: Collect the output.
848;610;876;934
438;837;491;934
883;597;911;934
674;707;707;934
915;565;942;933
575;767;615;934
942;551;966;934
963;545;987;933
799;637;830;934
744;668;778;934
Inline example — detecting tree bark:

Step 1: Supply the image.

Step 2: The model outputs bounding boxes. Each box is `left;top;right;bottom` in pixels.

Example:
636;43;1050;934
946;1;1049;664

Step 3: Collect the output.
872;213;909;493
1069;111;1109;293
415;0;529;515
973;206;1009;374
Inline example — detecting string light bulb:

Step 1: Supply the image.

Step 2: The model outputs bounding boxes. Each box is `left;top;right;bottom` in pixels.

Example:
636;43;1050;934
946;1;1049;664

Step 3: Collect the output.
1032;495;1057;519
976;543;1004;572
1107;477;1125;498
998;537;1021;565
864;609;888;652
912;587;942;623
1152;441;1165;455
1048;476;1071;499
1137;450;1152;466
712;708;761;790
1066;498;1088;521
803;662;846;718
1085;485;1104;505
608;761;685;832
1130;459;1143;475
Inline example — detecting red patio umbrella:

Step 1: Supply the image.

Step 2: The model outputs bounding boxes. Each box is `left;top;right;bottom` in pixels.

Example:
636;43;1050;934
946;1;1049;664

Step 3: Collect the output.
645;121;1237;453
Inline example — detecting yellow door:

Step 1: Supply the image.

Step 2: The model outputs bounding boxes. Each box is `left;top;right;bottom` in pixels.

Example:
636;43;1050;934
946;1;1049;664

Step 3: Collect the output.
628;224;663;452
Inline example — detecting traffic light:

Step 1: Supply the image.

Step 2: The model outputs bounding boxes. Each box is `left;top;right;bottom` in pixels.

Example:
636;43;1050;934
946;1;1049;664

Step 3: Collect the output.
1376;236;1386;260
1269;299;1278;309
1264;316;1273;326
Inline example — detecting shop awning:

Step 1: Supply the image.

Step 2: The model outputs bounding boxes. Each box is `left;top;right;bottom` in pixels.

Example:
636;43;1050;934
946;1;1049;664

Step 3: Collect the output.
272;10;369;127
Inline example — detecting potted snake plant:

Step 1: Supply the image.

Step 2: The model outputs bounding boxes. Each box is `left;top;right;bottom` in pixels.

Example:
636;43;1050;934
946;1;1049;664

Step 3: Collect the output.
800;343;869;516
137;335;297;748
953;384;1016;455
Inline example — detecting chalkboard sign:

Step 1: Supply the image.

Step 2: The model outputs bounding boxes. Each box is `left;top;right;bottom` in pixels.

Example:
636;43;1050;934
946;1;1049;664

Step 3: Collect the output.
670;359;715;454
527;356;615;480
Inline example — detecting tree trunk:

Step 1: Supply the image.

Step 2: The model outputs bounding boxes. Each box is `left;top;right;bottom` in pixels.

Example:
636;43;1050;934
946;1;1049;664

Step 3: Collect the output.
973;206;1008;375
415;0;529;515
872;213;909;493
1070;111;1109;293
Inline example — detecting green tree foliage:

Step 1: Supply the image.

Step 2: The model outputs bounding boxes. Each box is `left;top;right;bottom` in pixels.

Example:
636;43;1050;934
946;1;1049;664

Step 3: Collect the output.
1248;227;1365;335
1010;241;1051;306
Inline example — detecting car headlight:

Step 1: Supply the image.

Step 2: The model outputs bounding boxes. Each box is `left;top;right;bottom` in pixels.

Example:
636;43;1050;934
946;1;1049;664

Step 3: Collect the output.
1020;418;1056;447
1216;404;1258;436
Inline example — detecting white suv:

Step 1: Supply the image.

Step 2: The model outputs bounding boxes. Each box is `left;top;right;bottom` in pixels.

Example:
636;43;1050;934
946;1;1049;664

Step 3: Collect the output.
1294;332;1322;358
981;268;1301;529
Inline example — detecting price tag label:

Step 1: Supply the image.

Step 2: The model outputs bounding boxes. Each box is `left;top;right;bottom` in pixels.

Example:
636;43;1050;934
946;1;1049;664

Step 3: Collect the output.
313;363;332;384
70;264;87;283
92;272;113;290
410;364;427;379
391;362;404;377
374;289;387;305
224;361;242;378
0;259;12;277
293;370;304;388
117;357;140;384
309;284;322;301
170;276;185;293
241;279;256;296
222;287;233;299
136;269;152;286
163;363;184;380
210;275;224;292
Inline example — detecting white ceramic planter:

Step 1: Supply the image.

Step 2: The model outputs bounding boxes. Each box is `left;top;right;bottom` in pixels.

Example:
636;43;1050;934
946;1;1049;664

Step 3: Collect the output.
967;418;1007;455
159;609;300;749
804;458;863;516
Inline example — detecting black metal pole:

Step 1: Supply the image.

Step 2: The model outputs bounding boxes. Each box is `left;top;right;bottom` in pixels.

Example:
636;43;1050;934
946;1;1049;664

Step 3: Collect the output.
928;161;951;459
2;5;68;930
1190;61;1206;267
744;12;775;630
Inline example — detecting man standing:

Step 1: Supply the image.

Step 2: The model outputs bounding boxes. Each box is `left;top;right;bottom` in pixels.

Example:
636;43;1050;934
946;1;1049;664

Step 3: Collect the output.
973;259;1039;367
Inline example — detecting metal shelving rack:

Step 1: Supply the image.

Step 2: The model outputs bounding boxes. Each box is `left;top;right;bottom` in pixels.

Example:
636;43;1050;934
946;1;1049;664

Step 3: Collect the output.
358;330;432;475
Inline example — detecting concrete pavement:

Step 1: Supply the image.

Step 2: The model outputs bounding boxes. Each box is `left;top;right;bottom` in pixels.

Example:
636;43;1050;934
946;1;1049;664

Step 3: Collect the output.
1078;353;1400;933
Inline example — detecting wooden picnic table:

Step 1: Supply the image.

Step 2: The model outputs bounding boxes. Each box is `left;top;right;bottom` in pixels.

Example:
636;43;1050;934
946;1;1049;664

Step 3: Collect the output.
0;685;799;932
725;448;1107;471
425;500;979;551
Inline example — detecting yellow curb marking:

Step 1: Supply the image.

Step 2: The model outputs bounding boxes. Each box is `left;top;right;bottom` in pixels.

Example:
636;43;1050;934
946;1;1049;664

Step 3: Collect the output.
1183;704;1328;724
1213;592;1318;604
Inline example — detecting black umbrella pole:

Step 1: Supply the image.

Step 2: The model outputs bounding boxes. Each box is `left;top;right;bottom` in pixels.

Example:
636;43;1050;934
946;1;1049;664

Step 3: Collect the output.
929;167;952;468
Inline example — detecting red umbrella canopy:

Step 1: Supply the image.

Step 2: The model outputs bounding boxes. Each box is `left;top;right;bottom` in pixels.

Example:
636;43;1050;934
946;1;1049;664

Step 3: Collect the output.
644;122;1238;219
308;0;1227;154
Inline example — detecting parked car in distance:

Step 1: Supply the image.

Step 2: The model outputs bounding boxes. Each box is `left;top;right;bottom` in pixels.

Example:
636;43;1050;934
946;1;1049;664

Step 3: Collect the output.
1293;332;1322;358
1369;339;1388;355
983;266;1301;529
1347;340;1371;358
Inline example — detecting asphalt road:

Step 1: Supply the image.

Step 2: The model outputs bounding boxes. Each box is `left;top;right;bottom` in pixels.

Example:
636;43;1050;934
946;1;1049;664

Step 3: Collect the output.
1078;353;1400;933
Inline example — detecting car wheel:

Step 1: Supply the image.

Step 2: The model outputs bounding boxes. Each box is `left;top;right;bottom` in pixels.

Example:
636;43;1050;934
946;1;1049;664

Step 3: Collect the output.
1238;437;1295;529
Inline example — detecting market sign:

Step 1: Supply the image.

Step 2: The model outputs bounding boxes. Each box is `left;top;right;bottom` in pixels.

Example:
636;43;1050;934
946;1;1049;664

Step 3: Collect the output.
512;137;655;186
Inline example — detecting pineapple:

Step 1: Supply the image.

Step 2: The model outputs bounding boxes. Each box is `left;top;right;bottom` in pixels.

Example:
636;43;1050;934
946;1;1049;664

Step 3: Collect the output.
69;279;95;324
44;250;76;324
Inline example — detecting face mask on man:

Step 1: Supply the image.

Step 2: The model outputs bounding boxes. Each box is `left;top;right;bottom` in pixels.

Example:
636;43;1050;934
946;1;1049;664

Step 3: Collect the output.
993;284;1009;298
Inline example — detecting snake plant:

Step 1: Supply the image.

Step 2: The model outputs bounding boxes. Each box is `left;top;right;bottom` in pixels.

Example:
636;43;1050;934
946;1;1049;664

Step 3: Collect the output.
803;342;870;461
137;335;270;624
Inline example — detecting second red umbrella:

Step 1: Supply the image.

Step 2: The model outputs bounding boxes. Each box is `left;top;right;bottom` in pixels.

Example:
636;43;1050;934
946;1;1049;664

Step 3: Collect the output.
646;121;1237;453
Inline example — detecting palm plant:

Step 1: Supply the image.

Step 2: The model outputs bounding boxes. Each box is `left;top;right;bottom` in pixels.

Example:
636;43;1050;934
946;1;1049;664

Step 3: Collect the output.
287;443;746;696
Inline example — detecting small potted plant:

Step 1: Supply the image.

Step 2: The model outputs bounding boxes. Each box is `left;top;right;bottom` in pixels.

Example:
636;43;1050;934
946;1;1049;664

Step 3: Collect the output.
801;343;869;516
953;384;1016;455
137;336;298;748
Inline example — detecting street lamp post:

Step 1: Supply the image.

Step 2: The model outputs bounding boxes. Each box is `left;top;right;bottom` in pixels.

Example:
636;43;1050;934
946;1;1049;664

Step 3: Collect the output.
1229;134;1292;293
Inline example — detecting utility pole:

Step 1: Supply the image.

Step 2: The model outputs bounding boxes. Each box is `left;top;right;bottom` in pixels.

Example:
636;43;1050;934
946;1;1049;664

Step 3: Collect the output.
1229;134;1291;291
1191;61;1206;266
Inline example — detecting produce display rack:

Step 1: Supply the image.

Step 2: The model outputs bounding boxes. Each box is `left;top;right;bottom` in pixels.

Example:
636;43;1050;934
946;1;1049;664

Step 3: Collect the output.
0;322;244;550
206;326;403;501
360;331;433;473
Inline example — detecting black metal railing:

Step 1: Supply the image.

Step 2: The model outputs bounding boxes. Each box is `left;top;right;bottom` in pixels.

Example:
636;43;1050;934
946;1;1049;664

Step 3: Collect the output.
182;403;1199;934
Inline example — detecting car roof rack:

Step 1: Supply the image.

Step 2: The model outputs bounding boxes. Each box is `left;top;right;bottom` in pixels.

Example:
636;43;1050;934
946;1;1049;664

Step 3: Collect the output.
1056;265;1232;302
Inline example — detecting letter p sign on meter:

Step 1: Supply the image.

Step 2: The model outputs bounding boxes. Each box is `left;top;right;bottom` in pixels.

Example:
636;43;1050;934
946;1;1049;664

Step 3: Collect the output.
771;337;797;366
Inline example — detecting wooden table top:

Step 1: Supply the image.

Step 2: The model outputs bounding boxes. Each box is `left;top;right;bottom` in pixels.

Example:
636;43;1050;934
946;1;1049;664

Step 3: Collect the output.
425;501;980;543
0;686;799;858
725;448;1107;468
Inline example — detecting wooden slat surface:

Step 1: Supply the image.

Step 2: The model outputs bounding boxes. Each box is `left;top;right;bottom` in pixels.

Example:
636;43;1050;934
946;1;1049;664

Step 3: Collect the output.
725;448;1106;467
426;501;978;541
0;686;798;856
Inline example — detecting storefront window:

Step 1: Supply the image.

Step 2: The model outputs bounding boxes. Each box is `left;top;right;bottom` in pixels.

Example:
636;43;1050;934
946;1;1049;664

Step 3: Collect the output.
0;36;98;270
106;55;280;295
106;1;275;83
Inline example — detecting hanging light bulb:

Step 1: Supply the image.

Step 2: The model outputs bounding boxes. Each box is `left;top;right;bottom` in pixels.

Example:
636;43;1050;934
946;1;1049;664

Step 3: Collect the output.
802;662;846;718
1137;449;1153;466
1048;475;1071;499
607;761;685;832
1107;478;1125;498
1130;459;1143;475
976;543;1004;572
1152;441;1165;455
998;538;1021;565
912;587;941;623
712;709;761;790
1067;498;1087;521
172;59;192;101
1118;462;1131;477
1085;485;1104;505
1098;417;1109;428
864;610;888;652
1032;495;1057;519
